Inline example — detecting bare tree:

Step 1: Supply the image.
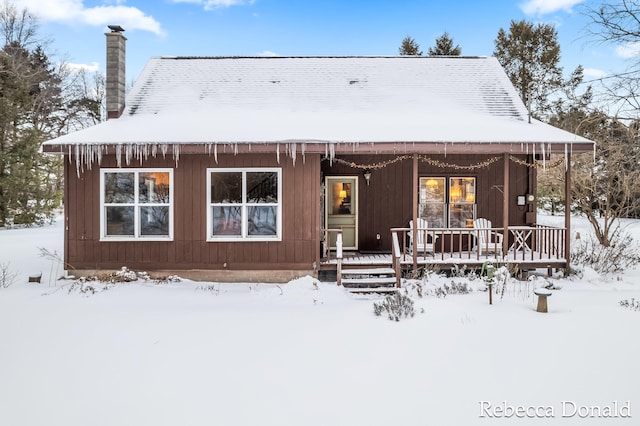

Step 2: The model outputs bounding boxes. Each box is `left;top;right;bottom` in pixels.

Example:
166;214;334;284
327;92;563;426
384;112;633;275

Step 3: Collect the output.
582;0;640;119
583;0;640;49
58;67;105;132
571;114;640;247
0;0;41;48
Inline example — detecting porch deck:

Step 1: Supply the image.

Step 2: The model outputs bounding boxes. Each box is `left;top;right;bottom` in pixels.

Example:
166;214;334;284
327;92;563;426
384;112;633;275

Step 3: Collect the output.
321;224;567;286
321;251;567;268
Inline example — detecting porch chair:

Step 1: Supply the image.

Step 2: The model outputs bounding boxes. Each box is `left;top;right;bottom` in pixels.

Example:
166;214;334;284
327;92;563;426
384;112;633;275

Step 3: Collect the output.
408;218;439;256
473;218;503;256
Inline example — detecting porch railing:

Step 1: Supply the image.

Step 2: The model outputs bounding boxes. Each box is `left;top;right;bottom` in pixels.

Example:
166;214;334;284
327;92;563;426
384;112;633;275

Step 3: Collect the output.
390;224;567;265
324;225;566;284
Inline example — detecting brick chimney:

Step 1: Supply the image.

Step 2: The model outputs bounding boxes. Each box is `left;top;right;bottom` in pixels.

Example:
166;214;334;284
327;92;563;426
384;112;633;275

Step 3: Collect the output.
105;25;126;119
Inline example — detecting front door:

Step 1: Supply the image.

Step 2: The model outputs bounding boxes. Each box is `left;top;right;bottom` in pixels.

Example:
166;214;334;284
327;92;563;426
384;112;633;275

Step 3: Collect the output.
325;176;358;250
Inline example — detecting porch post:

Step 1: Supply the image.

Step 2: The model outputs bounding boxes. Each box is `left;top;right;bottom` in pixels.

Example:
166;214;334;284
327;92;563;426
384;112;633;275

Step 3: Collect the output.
412;154;418;270
503;153;510;255
564;152;572;274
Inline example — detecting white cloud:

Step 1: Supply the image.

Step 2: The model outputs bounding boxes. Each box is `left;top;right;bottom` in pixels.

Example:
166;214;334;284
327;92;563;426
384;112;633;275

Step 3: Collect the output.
583;68;607;79
169;0;254;11
615;42;640;59
520;0;585;16
64;61;101;73
13;0;164;35
257;50;278;57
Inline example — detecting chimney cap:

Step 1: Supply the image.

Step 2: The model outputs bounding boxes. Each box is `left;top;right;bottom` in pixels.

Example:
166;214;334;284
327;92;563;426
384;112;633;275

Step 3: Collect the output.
107;25;125;33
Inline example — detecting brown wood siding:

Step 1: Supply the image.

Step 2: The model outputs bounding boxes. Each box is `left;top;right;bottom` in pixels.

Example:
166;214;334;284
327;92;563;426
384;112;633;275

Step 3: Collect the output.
64;154;321;273
322;154;532;252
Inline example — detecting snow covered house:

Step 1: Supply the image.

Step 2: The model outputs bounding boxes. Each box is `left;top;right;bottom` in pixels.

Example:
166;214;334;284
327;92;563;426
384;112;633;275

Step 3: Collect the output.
43;28;594;283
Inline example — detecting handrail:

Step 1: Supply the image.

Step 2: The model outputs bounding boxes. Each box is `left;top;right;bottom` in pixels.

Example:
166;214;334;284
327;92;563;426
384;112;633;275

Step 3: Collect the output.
321;228;343;261
391;230;402;287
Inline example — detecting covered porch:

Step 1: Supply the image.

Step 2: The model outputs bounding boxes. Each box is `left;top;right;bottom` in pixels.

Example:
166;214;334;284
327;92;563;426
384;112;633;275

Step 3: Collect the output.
320;151;574;289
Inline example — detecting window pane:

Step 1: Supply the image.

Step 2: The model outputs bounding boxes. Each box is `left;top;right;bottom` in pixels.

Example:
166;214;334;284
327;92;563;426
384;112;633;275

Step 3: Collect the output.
212;206;242;236
139;172;170;203
419;203;446;228
331;181;353;215
419;177;445;203
104;173;134;203
105;206;134;236
248;206;277;236
211;172;242;203
140;206;170;236
247;172;278;203
449;204;475;228
450;177;475;203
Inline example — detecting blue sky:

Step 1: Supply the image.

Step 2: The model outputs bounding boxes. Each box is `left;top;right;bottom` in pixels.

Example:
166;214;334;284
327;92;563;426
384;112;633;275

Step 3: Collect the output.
12;0;632;85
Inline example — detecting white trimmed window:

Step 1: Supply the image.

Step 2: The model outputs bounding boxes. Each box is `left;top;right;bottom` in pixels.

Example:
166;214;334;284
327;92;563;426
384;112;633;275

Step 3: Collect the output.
100;169;173;240
419;176;476;228
207;168;282;241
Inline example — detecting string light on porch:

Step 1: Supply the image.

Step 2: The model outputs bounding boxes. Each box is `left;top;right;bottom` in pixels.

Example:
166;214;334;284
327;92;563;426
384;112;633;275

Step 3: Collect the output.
324;153;562;171
418;155;501;170
328;155;412;170
509;155;565;170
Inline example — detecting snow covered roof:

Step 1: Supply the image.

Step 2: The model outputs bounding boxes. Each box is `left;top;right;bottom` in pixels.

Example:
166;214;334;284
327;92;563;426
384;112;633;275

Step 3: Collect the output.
44;56;593;155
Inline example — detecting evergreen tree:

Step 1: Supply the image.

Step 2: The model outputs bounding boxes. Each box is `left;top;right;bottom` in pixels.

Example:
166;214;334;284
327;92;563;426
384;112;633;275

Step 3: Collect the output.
0;1;101;226
428;32;461;56
493;20;564;120
399;36;422;56
0;40;61;225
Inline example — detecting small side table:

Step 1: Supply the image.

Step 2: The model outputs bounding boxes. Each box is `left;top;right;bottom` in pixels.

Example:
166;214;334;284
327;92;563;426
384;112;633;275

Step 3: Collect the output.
534;288;552;313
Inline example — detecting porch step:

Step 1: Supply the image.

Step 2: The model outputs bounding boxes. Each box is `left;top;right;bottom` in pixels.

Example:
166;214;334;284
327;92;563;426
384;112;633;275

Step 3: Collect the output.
341;267;395;275
342;276;398;286
344;284;398;294
340;266;398;292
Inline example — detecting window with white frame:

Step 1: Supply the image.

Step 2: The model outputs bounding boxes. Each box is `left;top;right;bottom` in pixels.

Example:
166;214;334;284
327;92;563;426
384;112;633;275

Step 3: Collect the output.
419;177;446;227
419;176;476;228
101;169;173;240
448;177;476;227
207;168;281;241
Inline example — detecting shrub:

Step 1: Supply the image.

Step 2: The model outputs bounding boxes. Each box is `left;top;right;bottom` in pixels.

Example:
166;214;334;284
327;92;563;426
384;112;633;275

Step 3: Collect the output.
620;298;640;311
431;281;471;298
0;262;17;289
67;278;101;295
373;292;415;321
571;230;640;274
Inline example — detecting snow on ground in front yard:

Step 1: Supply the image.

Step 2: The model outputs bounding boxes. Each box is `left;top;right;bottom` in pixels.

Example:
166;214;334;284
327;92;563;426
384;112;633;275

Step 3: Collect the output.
1;214;639;426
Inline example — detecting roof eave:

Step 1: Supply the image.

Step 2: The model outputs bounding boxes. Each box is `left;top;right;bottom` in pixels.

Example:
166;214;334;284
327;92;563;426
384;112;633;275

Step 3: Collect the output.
42;140;595;156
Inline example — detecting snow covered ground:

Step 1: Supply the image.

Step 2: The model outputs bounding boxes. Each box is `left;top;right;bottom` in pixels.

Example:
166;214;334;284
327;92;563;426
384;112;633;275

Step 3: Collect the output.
1;214;639;425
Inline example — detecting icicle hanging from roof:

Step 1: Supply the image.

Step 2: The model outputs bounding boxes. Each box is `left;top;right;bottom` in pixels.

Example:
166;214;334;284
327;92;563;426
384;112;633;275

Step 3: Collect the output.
289;142;297;165
172;144;181;167
74;145;81;177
